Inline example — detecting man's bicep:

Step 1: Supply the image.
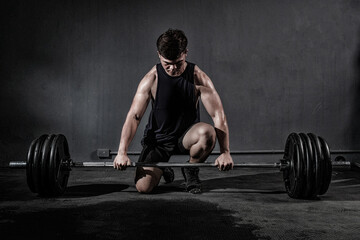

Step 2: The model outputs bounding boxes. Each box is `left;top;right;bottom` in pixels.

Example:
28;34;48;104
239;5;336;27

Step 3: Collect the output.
127;73;154;121
195;66;226;123
128;87;151;122
200;86;224;120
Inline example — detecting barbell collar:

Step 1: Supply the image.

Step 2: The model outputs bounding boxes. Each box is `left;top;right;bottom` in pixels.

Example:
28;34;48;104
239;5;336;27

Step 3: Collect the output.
332;161;352;167
9;161;27;168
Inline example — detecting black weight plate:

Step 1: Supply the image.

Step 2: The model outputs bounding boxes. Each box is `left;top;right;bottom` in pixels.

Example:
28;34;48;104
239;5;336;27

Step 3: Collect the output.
308;133;320;197
308;133;323;197
26;137;38;193
299;133;313;199
31;134;48;194
283;133;296;197
282;134;293;196
48;135;59;196
300;133;318;199
39;134;56;196
318;136;332;195
292;133;306;199
49;134;70;196
289;143;301;198
283;133;303;199
55;134;70;195
314;134;325;196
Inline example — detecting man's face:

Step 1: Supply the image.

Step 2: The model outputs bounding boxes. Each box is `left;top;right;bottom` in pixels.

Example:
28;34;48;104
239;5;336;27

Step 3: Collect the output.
158;51;187;77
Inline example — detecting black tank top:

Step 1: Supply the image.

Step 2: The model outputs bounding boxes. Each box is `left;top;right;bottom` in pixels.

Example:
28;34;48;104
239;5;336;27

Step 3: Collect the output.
142;62;200;145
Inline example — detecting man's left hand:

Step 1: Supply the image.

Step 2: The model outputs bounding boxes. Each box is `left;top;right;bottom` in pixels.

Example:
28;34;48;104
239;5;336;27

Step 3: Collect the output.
215;152;234;171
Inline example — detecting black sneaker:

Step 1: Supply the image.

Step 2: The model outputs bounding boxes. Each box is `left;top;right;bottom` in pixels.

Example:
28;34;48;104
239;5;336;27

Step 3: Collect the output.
181;166;201;194
162;167;175;184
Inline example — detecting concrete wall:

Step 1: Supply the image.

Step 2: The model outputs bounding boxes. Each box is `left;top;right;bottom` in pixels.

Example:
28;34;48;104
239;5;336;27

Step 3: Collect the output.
1;0;360;164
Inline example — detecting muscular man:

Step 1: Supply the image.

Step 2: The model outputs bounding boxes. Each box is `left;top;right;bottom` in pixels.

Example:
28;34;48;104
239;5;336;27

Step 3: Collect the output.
114;29;233;194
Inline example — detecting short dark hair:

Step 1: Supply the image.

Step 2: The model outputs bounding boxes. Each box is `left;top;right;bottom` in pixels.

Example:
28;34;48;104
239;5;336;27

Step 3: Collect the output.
157;29;188;60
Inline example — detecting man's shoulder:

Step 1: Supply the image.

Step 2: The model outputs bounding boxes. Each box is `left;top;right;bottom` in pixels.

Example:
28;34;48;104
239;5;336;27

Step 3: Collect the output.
193;64;201;74
148;65;158;76
142;65;157;80
193;65;214;88
193;65;206;80
138;65;157;89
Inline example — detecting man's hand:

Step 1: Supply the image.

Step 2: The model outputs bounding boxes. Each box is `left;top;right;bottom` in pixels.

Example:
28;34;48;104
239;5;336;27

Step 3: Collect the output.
113;154;131;170
215;153;233;171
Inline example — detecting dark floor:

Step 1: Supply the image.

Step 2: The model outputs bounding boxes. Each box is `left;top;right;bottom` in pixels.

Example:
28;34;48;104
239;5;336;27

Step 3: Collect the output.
1;159;360;240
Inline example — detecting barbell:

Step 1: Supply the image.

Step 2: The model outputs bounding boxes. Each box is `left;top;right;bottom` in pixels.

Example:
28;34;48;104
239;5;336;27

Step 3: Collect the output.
9;132;352;199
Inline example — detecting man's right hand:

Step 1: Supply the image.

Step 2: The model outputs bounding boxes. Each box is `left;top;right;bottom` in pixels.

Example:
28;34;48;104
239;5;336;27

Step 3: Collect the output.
113;154;131;170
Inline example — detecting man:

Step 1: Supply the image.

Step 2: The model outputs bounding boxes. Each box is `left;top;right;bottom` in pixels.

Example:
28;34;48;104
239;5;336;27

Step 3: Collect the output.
114;29;233;194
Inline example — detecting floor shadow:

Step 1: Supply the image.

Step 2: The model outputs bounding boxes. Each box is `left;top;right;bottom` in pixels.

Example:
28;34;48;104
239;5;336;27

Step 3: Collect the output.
201;172;286;195
148;172;286;196
153;183;186;194
153;170;360;201
0;199;263;240
64;184;129;198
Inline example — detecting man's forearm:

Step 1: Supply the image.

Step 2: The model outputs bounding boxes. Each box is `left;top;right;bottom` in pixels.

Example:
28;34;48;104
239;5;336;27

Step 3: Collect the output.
214;121;230;154
118;117;139;155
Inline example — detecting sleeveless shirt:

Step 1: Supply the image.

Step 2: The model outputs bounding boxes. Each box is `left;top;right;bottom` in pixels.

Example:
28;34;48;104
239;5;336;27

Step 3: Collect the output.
142;62;200;145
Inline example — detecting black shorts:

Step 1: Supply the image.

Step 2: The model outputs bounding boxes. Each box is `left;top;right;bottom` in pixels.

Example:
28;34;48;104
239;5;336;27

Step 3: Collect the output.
138;127;191;163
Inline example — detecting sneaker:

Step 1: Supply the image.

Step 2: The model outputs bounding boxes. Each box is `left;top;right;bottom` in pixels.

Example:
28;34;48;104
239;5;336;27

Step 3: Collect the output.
181;166;202;194
162;167;175;184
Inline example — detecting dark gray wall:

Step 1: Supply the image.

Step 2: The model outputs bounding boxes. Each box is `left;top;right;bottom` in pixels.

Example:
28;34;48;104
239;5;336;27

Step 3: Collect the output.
1;0;360;164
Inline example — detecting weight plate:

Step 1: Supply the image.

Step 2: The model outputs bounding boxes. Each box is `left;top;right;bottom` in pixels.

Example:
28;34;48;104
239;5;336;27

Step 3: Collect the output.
31;134;48;194
56;134;70;195
314;134;325;196
301;133;318;198
290;143;301;198
308;133;323;197
299;133;314;199
49;134;70;196
318;136;332;195
293;133;306;198
282;134;293;196
48;135;58;196
26;137;38;193
283;133;304;199
39;134;56;196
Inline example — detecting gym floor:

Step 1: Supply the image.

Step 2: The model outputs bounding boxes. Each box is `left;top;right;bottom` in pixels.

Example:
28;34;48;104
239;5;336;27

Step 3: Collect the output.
1;156;360;240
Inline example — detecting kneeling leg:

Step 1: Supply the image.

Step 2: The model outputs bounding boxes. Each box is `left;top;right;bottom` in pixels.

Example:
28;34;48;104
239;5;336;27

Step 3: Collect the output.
135;167;163;193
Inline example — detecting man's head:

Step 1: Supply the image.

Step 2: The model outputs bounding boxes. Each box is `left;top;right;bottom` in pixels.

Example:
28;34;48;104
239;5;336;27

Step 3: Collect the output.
157;29;188;60
157;29;188;77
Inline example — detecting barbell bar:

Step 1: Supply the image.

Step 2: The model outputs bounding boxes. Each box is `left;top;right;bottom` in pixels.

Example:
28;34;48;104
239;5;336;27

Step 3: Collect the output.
9;161;287;169
9;160;350;169
8;132;354;199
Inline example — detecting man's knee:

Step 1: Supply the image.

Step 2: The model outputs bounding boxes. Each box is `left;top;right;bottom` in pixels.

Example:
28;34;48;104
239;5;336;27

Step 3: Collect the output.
136;180;155;193
196;123;216;149
135;167;162;194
